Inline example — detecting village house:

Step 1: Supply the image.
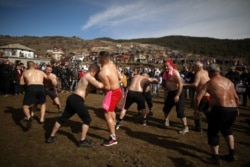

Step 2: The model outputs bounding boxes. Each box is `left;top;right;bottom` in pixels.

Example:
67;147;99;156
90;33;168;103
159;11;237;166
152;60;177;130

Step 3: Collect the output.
0;43;50;65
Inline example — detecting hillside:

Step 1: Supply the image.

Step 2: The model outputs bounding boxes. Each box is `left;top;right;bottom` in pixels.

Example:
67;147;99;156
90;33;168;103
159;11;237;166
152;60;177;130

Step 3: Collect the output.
98;36;250;60
0;35;250;64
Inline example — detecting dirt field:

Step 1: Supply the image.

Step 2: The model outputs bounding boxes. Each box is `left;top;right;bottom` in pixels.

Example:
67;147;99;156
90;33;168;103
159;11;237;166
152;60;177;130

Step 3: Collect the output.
0;90;250;167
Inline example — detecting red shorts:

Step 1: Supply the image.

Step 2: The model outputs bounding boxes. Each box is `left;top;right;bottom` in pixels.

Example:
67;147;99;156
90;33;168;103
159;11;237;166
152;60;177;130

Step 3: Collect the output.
102;88;122;112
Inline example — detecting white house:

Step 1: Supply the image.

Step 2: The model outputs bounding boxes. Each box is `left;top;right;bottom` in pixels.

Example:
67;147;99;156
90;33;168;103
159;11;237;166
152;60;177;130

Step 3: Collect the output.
0;43;35;58
0;43;50;65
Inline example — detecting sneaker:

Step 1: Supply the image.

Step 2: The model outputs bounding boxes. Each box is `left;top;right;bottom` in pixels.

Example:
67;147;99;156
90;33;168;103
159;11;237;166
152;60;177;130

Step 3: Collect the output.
39;119;45;124
226;154;237;161
179;126;189;134
202;156;221;166
24;117;32;130
164;119;170;127
78;139;92;147
194;128;203;133
115;121;121;130
46;136;57;143
142;120;147;126
102;137;118;146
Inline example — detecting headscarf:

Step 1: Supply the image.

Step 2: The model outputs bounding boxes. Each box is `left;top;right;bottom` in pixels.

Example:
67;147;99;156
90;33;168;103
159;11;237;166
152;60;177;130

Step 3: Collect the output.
162;59;176;80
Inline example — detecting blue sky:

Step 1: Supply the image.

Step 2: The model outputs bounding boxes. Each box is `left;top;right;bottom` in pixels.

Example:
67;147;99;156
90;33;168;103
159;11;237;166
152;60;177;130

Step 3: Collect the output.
1;0;250;40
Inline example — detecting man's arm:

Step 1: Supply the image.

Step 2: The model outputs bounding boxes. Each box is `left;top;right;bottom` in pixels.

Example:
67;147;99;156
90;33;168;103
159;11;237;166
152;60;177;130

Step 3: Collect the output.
175;71;183;97
88;76;104;89
20;74;25;85
184;72;200;88
193;83;208;119
49;74;57;87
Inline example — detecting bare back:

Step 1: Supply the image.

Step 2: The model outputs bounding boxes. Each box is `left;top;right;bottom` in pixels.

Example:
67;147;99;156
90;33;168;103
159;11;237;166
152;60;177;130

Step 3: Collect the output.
207;75;238;107
129;75;150;92
20;69;47;86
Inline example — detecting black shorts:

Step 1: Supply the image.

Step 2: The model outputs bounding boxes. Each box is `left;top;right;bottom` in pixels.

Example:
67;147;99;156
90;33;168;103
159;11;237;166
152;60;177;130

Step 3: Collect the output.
124;90;146;111
207;106;238;145
58;94;91;125
22;85;46;105
163;90;185;118
45;88;57;100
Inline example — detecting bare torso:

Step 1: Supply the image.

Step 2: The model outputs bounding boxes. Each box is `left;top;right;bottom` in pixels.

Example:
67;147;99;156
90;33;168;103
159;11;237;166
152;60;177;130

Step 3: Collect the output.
44;73;57;89
196;69;210;96
99;62;120;90
165;69;181;91
74;72;103;100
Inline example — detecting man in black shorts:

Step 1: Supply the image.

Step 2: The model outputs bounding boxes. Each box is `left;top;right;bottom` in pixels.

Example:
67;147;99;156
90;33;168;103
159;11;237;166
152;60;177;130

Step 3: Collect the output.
20;61;48;129
44;65;62;114
195;64;239;165
46;64;104;147
116;73;158;128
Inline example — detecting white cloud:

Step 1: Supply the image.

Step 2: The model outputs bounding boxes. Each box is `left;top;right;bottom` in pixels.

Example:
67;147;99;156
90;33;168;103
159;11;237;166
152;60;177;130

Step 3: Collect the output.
82;0;250;39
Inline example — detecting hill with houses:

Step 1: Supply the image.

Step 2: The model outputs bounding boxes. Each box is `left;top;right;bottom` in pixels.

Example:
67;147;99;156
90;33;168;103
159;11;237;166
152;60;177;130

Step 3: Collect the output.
0;35;249;65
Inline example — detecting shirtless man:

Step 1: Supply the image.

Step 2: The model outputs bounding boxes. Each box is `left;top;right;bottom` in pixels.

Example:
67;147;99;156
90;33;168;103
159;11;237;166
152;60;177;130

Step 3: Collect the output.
162;59;189;134
195;64;239;165
116;73;158;129
20;61;48;129
44;65;62;114
183;61;210;132
98;51;122;146
46;64;103;147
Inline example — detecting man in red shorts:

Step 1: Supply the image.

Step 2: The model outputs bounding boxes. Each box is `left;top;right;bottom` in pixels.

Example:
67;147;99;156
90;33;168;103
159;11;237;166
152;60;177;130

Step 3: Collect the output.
98;51;122;146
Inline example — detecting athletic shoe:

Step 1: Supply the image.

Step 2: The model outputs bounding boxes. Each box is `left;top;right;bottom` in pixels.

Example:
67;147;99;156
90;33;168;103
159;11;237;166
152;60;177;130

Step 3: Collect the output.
164;119;170;127
78;139;92;147
142;120;147;126
178;126;189;134
115;121;121;130
102;137;118;146
24;117;32;130
46;136;57;143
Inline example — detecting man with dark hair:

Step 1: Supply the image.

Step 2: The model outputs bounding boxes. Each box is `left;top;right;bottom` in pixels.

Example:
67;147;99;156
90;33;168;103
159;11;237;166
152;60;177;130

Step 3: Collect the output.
46;64;104;147
195;64;239;165
98;51;123;146
44;65;62;114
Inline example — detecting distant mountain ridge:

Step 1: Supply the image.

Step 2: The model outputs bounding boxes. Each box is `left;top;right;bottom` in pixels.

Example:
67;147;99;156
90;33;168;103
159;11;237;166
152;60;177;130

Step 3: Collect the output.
0;35;250;64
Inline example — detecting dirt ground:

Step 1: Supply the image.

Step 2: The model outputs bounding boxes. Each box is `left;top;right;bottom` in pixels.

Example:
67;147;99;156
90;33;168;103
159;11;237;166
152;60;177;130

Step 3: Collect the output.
0;90;250;167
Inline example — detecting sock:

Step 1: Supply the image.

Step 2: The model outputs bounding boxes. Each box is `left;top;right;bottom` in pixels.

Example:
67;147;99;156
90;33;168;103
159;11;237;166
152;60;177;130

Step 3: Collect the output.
110;134;116;140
